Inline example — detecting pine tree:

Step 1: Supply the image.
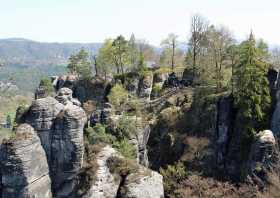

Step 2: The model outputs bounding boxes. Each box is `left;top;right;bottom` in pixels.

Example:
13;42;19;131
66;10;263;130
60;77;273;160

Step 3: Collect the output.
67;48;93;80
234;32;271;159
6;114;12;128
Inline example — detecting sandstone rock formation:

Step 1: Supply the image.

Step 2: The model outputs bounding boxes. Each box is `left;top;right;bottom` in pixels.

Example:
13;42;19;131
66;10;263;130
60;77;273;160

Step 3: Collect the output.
84;146;121;198
0;124;52;198
153;72;169;89
35;86;48;99
119;166;164;198
90;106;151;166
23;88;87;197
84;146;164;198
138;73;153;100
26;97;64;159
272;89;280;137
1;77;165;198
249;130;277;173
216;96;234;169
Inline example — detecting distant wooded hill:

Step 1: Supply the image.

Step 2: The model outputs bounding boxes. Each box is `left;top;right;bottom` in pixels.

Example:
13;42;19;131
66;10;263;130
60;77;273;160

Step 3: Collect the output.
0;38;102;66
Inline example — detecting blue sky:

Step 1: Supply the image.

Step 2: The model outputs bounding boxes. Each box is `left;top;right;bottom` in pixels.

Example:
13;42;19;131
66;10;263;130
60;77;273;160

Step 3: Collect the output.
0;0;279;45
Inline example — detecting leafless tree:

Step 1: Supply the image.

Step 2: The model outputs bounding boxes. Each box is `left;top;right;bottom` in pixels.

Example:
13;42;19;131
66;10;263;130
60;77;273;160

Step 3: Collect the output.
207;25;234;92
161;33;179;70
189;14;209;79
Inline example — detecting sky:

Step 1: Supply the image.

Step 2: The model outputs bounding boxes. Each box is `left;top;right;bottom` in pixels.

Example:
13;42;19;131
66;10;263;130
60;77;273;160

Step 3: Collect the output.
0;0;280;46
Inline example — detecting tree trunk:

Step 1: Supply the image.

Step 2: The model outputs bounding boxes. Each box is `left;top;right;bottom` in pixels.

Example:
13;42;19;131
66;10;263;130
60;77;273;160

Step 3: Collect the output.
172;40;175;71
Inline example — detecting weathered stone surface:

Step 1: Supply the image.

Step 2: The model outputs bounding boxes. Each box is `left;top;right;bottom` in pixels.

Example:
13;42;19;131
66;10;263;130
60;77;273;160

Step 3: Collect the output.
84;146;121;198
138;73;153;100
24;89;87;197
55;87;74;105
134;122;151;167
216;96;233;169
272;90;280;137
153;72;169;87
120;166;164;198
249;130;276;172
26;97;64;159
125;73;141;95
51;103;87;197
84;146;164;198
35;86;48;99
0;124;52;198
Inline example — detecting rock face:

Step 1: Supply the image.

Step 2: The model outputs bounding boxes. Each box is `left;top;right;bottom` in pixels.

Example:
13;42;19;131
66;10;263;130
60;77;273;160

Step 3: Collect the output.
90;107;151;166
123;72;141;95
51;103;87;197
26;97;64;159
153;72;169;90
249;130;276;173
0;124;52;198
272;89;280;137
84;146;164;198
247;130;278;187
84;146;121;198
1;79;165;197
138;73;154;100
35;86;48;99
120;166;164;198
216;96;234;169
23;88;87;197
134;123;151;167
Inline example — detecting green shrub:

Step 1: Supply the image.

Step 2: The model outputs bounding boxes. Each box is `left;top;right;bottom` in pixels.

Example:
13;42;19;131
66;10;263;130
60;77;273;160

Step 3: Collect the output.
86;124;115;145
152;84;162;97
39;77;54;94
107;156;138;176
108;83;128;111
115;115;138;139
125;98;143;116
113;138;137;160
160;162;188;196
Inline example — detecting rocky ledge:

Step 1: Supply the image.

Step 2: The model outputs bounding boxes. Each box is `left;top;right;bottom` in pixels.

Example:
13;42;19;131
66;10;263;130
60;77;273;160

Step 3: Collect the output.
0;87;164;198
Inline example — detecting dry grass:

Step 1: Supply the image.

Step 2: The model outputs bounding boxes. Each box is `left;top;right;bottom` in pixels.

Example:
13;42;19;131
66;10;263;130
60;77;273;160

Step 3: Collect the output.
0;95;31;122
260;171;280;198
175;174;258;198
75;143;103;196
181;136;210;164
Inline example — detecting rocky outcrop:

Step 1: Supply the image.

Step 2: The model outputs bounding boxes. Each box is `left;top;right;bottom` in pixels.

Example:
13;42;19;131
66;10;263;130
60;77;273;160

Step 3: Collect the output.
153;72;169;89
84;146;164;198
267;68;279;103
247;130;278;188
0;124;52;198
84;146;121;198
119;166;164;198
26;97;64;159
35;86;48;99
55;87;81;106
123;72;141;95
132;122;151;167
249;130;276;173
90;106;151;166
138;73;153;100
24;88;87;197
51;103;87;197
1;78;165;197
216;96;234;170
271;88;280;138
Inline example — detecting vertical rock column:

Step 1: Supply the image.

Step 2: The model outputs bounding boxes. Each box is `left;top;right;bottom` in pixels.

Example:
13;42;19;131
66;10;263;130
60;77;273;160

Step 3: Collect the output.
216;96;234;170
26;97;64;160
51;88;87;197
0;124;52;198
